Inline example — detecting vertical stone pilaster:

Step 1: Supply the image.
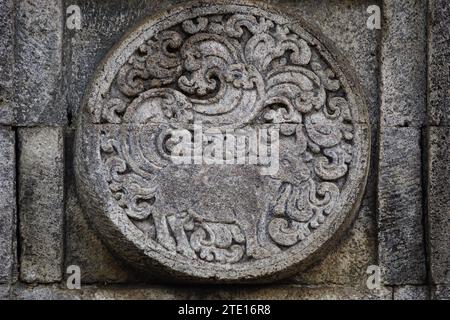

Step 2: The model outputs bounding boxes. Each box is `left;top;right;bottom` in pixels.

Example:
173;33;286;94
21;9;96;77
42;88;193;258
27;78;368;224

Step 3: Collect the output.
377;128;427;285
380;0;427;127
18;127;64;283
425;0;450;300
427;128;450;286
427;0;450;126
14;0;65;125
0;127;16;284
377;0;428;286
0;0;15;124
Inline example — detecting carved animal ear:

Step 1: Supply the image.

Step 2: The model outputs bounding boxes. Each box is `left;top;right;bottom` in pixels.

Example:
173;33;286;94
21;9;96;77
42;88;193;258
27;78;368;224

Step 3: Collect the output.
122;88;193;124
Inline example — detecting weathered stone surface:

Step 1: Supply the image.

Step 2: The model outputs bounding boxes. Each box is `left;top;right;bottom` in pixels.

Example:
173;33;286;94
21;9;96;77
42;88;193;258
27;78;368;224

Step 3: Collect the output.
293;110;378;285
0;127;16;283
393;286;429;300
65;186;131;284
91;285;392;300
275;0;380;126
74;1;370;282
65;130;130;284
378;127;426;284
380;0;427;127
293;195;377;286
12;284;81;300
0;285;10;300
14;0;65;125
0;0;15;124
432;286;450;300
65;0;185;121
19;127;64;283
11;284;391;300
428;0;450;126
428;127;450;284
191;285;392;300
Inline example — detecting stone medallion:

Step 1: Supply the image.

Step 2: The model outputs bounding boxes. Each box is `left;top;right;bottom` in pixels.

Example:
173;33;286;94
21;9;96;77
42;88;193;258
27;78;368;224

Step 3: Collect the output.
75;0;370;282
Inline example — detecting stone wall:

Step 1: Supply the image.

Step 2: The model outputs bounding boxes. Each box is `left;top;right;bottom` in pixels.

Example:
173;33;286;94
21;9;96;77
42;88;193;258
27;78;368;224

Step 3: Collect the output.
0;0;448;300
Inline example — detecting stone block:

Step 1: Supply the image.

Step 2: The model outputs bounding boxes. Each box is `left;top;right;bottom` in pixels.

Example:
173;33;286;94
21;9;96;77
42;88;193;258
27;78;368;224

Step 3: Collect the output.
378;127;426;284
0;0;15;124
393;286;429;300
0;127;16;283
0;285;10;300
15;0;65;125
427;127;450;284
12;284;81;300
19;127;64;283
427;0;450;126
380;0;427;127
432;286;450;300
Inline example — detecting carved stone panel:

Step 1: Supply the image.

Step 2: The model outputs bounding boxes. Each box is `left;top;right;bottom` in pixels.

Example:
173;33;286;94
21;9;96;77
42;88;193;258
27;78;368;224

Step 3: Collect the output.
75;0;370;282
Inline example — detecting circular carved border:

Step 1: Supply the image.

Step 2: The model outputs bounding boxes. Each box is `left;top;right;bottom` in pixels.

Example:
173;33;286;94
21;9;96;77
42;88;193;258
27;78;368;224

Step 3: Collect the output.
75;0;370;282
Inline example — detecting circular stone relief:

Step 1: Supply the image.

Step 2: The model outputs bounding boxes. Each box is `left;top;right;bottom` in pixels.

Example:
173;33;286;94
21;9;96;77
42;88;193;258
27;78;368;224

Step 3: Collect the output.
75;0;370;282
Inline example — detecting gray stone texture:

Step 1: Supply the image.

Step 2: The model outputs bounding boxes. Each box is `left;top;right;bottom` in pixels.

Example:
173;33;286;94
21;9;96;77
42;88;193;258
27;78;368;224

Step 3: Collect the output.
0;0;15;124
65;186;131;284
432;286;450;300
293;195;377;287
378;127;426;285
0;127;16;283
295;126;377;287
0;285;10;300
14;0;65;125
65;130;130;284
10;284;392;300
271;0;381;125
393;286;429;300
380;0;427;127
427;127;450;284
427;0;450;126
19;127;64;283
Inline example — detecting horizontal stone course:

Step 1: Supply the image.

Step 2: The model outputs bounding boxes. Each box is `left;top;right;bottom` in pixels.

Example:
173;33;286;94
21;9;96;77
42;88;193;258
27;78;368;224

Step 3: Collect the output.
432;286;450;300
393;286;429;300
10;284;392;300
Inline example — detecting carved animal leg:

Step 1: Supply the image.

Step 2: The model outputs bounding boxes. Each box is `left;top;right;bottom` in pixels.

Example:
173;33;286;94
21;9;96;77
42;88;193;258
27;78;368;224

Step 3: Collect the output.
152;209;176;251
167;214;197;259
238;219;273;260
273;183;293;217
